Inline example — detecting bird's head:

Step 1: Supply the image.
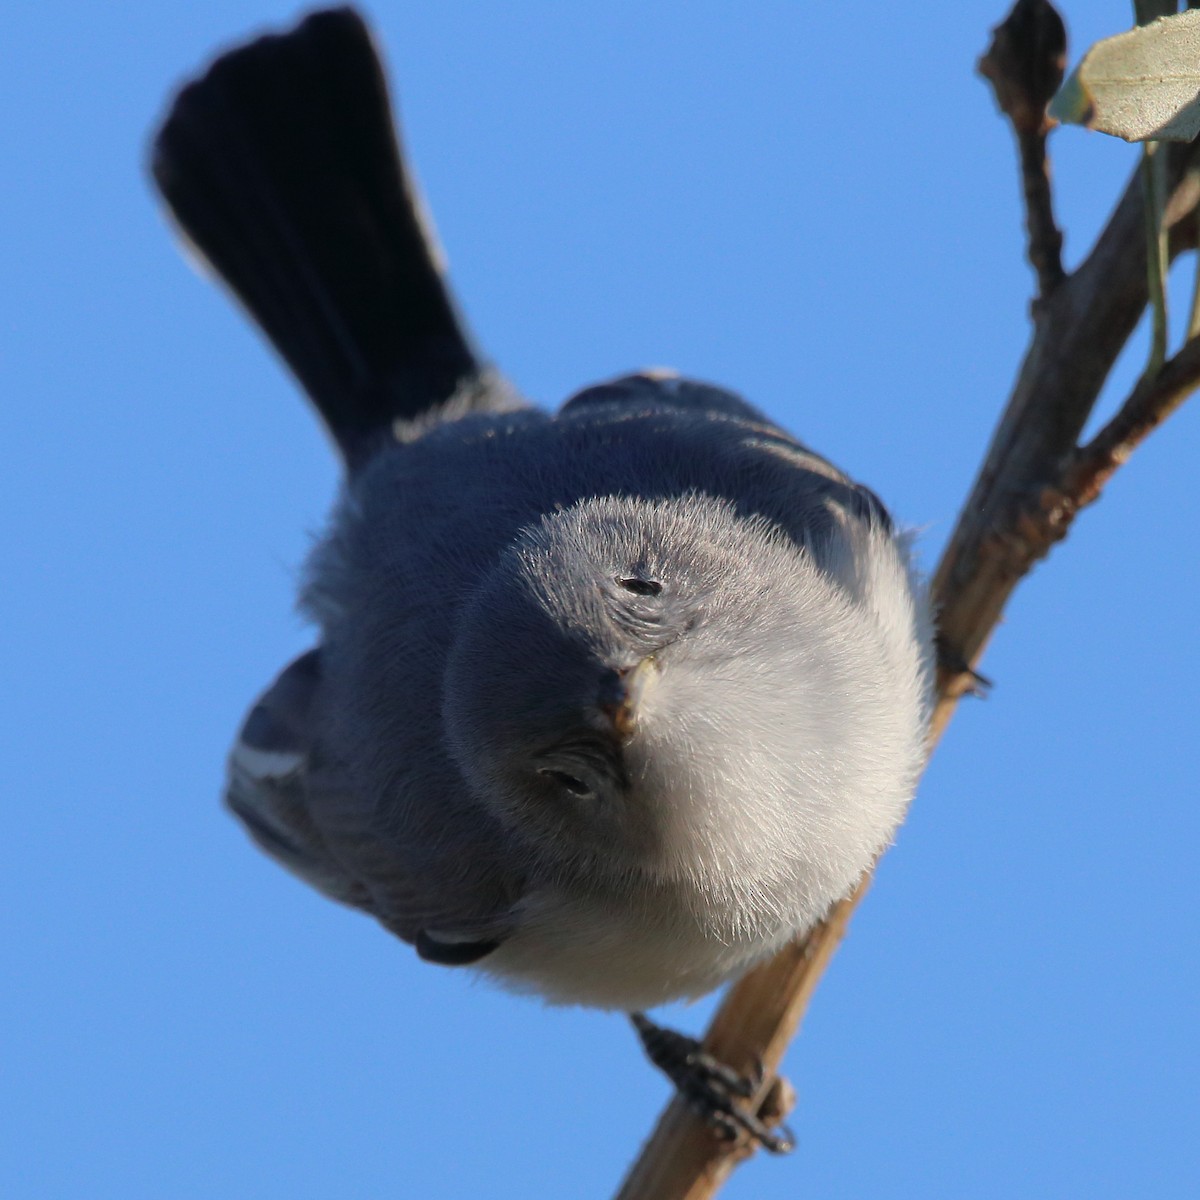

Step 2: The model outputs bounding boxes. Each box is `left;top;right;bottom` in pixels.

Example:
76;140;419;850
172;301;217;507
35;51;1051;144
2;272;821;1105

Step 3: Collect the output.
443;493;929;914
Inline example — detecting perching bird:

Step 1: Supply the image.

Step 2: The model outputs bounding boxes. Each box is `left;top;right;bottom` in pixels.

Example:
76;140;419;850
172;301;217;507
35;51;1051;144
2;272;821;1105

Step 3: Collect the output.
151;7;934;1151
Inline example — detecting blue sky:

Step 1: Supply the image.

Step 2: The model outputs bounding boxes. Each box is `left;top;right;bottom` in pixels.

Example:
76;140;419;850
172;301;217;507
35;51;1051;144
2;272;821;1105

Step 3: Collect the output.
3;2;1196;1197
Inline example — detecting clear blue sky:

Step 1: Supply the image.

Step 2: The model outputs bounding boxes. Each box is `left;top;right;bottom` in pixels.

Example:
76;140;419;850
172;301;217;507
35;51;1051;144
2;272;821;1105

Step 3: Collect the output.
3;2;1196;1197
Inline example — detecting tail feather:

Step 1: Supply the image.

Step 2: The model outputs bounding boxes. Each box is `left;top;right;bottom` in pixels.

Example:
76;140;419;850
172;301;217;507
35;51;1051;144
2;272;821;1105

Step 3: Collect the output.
151;7;512;467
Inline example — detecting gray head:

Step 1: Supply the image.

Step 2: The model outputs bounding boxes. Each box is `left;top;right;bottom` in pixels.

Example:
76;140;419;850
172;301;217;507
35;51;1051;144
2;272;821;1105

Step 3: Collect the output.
443;492;929;913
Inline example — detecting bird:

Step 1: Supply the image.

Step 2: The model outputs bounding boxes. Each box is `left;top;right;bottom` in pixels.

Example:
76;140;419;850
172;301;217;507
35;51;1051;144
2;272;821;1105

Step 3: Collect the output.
150;6;934;1152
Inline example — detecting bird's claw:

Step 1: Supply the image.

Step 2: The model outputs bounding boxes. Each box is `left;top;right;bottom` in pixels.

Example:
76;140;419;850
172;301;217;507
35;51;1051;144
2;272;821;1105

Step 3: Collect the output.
630;1013;795;1154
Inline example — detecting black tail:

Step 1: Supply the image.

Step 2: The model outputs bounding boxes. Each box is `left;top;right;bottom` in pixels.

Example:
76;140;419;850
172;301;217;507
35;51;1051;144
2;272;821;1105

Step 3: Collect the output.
151;7;514;468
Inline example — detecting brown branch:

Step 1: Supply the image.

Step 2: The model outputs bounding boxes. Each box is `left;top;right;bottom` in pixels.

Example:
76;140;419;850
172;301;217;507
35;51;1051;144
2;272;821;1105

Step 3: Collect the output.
614;885;865;1200
929;139;1200;730
1063;334;1200;508
614;9;1200;1199
1018;129;1065;304
971;338;1200;603
978;0;1068;303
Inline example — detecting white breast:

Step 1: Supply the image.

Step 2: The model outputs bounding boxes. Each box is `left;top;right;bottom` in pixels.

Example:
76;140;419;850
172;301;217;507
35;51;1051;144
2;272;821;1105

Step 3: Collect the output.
478;881;809;1011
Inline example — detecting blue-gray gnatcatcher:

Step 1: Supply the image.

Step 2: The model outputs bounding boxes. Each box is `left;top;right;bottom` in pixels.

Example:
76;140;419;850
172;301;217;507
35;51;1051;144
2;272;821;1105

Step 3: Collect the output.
151;7;933;1151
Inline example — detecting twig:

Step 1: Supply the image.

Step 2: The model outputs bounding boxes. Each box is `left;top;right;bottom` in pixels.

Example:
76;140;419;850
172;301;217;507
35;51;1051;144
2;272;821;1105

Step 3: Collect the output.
614;885;865;1200
1064;334;1200;508
613;7;1200;1198
927;139;1200;728
978;0;1068;304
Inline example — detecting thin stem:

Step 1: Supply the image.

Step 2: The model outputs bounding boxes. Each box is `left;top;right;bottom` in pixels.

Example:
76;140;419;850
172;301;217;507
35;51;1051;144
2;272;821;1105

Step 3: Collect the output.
1187;174;1200;338
1142;141;1170;378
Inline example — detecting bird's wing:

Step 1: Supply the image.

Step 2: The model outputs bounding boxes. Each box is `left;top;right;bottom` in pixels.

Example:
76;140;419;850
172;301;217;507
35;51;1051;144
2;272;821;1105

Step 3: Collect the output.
226;649;520;960
150;8;522;471
225;650;371;907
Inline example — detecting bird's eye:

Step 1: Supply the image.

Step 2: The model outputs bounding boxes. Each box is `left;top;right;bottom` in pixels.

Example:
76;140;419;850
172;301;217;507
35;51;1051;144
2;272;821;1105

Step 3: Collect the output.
617;576;662;597
538;768;594;798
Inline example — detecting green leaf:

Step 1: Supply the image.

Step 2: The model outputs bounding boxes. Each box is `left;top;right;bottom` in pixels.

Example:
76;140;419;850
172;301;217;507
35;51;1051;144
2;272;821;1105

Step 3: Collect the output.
1050;9;1200;141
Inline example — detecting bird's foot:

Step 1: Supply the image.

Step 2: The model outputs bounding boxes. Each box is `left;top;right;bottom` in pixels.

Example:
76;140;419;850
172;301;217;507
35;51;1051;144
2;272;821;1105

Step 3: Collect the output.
630;1012;795;1154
